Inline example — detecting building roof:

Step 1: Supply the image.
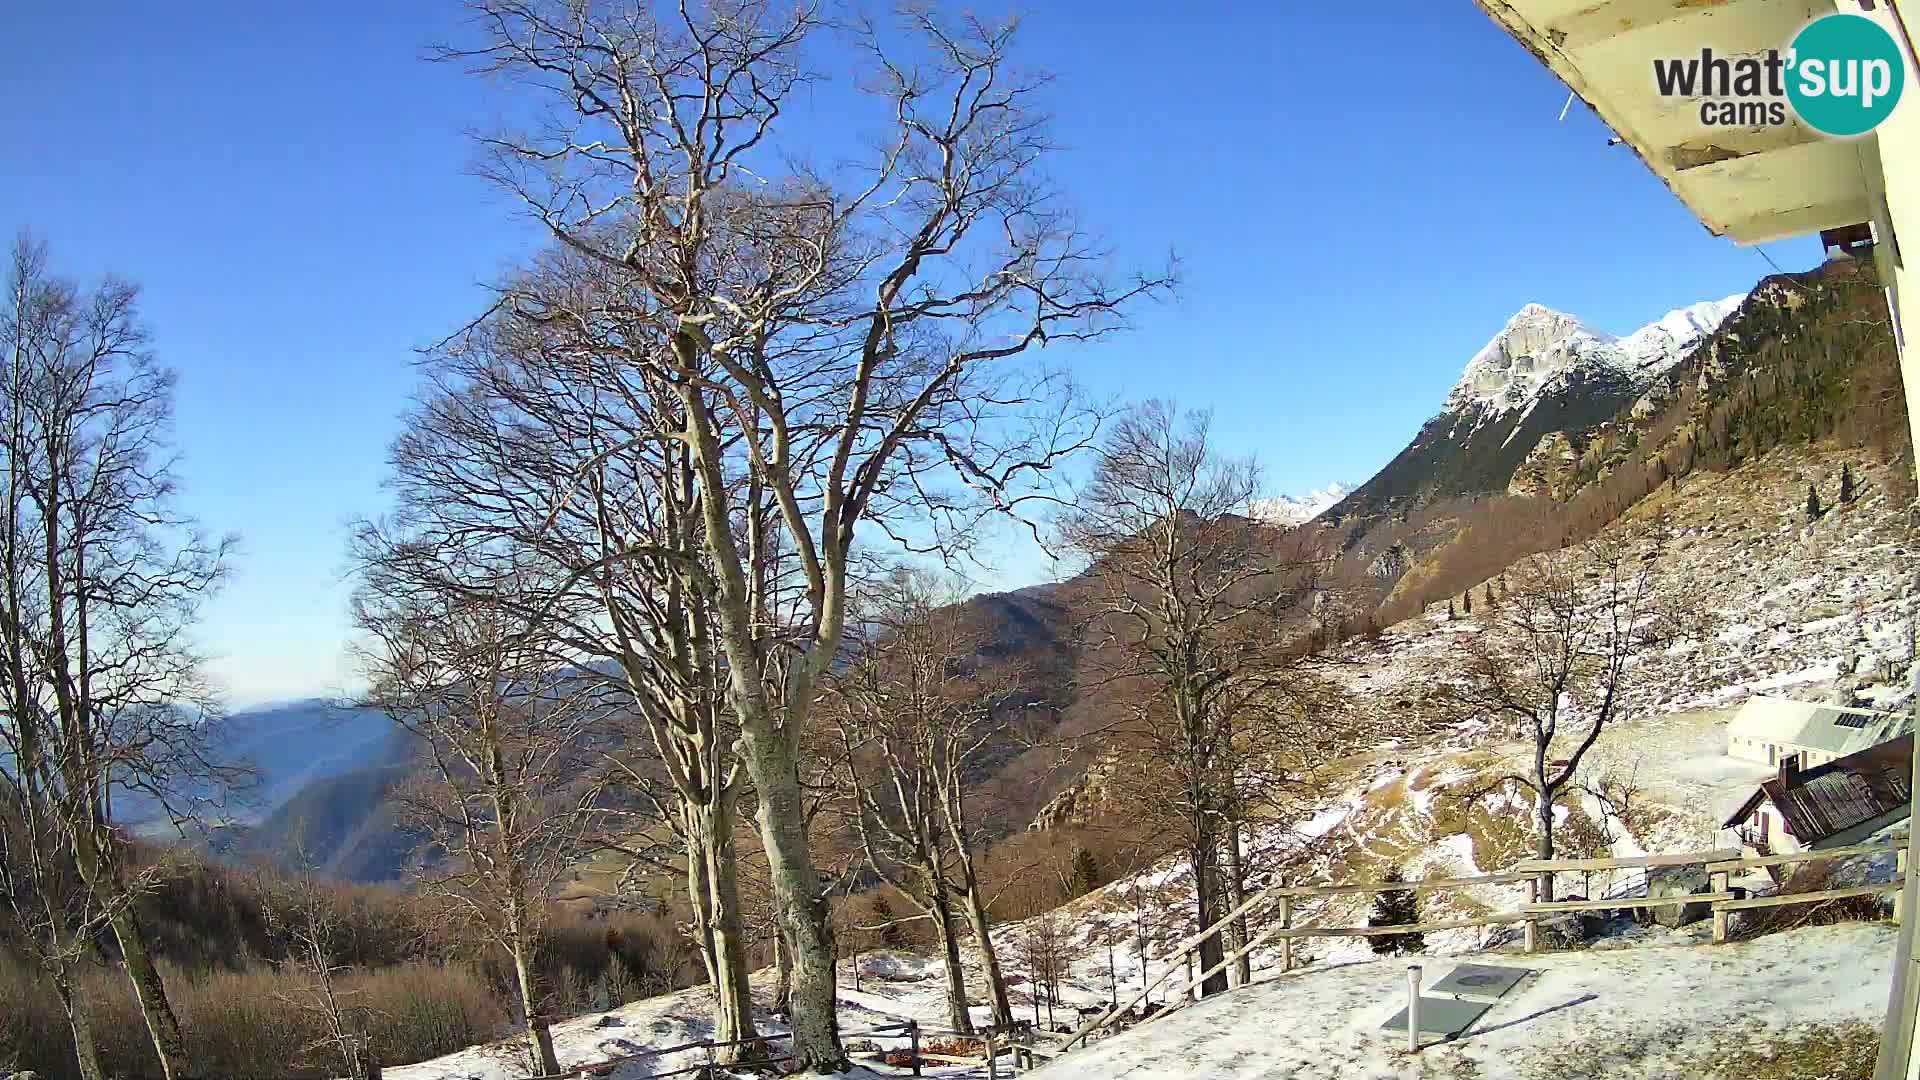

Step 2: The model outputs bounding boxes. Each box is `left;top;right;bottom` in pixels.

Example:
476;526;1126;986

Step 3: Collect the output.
1473;0;1877;244
1726;695;1912;758
1723;733;1914;843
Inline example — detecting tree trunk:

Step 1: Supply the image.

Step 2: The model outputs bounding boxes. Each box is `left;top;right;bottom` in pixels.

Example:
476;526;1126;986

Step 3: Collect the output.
1222;825;1251;988
509;931;560;1076
736;724;844;1072
68;825;188;1080
1536;790;1557;904
691;787;759;1062
958;872;1014;1030
51;965;107;1080
1189;834;1229;998
928;879;973;1034
106;900;190;1080
772;928;792;1017
674;371;842;1073
686;820;720;991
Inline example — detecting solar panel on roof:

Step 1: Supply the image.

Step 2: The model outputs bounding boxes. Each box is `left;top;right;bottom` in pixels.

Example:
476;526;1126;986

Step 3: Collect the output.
1833;713;1873;729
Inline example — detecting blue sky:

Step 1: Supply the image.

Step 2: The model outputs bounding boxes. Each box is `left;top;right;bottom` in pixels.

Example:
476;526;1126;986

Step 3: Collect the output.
0;2;1817;705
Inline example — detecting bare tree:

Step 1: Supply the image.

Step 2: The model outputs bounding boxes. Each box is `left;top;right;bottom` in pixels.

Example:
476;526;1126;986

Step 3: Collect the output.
258;859;378;1079
1439;527;1693;899
827;571;1024;1034
428;3;1168;1067
362;280;770;1058
0;753;111;1080
1014;911;1081;1030
1058;401;1324;998
355;581;604;1077
0;233;238;1080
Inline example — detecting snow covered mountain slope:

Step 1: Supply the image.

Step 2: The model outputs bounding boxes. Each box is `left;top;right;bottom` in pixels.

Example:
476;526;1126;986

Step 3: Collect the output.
1250;482;1354;526
387;920;1893;1079
1042;443;1915;886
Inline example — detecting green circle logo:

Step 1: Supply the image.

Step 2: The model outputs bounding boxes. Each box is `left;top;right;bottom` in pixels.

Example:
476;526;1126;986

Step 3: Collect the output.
1787;14;1905;137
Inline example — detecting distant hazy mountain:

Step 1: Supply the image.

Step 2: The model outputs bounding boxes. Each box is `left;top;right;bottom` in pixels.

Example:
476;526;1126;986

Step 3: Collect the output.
214;762;419;883
220;698;408;820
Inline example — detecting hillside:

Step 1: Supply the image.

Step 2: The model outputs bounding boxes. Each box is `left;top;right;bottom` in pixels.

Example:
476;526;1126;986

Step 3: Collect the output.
377;920;1891;1079
1038;436;1915;910
229;261;1900;886
1324;258;1898;626
1023;923;1890;1080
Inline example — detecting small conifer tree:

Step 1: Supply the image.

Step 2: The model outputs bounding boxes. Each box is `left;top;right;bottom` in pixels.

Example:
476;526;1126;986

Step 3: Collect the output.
1447;599;1456;621
1841;463;1857;504
1367;867;1425;955
1463;590;1472;615
1807;481;1824;523
870;891;908;950
1484;583;1496;609
1069;846;1100;898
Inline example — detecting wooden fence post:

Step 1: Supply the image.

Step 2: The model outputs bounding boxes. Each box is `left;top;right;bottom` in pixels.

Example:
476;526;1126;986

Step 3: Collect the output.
1711;870;1730;943
1278;895;1293;973
986;1032;999;1080
1524;876;1539;954
909;1020;921;1077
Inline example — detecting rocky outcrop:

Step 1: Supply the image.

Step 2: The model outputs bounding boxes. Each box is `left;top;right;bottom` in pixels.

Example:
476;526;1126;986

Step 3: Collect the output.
1031;754;1124;831
1508;431;1584;499
1367;544;1410;582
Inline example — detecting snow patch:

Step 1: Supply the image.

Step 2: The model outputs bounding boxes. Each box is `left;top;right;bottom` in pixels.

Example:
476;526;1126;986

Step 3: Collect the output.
1249;482;1355;526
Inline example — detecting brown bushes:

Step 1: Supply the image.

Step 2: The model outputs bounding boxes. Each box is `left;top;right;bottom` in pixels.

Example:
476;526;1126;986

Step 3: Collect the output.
0;958;507;1080
0;847;705;1079
1730;862;1890;942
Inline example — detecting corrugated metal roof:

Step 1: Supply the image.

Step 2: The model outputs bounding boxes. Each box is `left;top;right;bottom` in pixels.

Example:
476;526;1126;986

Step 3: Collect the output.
1726;695;1912;758
1731;734;1914;845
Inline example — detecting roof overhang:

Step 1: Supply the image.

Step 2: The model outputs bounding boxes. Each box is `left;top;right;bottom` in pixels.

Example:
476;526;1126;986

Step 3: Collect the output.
1476;0;1874;244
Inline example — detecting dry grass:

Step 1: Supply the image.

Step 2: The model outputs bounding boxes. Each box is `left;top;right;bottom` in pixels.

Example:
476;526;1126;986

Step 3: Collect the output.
1518;1018;1878;1080
1682;1020;1879;1080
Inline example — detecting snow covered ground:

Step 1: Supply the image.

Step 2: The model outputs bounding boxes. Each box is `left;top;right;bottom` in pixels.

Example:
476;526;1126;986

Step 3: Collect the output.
1035;923;1895;1080
383;917;1899;1080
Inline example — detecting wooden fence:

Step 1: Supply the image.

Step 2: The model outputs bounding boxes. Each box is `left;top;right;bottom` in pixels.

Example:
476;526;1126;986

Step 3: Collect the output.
1061;837;1908;1050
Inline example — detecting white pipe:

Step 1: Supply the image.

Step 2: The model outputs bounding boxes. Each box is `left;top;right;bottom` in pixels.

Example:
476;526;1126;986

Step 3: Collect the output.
1407;965;1423;1054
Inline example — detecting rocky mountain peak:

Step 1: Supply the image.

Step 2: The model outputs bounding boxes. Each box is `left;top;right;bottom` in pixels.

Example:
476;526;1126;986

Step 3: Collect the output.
1446;294;1746;418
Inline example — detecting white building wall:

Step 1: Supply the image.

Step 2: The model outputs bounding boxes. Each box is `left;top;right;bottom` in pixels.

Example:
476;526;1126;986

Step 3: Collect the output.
1843;1;1920;461
1730;799;1806;855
